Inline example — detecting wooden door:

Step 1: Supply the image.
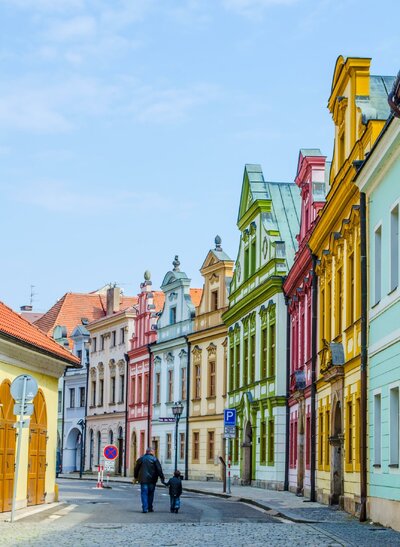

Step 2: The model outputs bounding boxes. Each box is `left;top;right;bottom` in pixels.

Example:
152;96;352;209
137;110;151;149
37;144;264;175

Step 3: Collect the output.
27;390;47;506
0;380;16;512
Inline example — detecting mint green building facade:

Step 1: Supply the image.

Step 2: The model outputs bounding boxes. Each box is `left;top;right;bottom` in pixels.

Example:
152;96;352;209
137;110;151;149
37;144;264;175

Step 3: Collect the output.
223;164;299;489
356;112;400;531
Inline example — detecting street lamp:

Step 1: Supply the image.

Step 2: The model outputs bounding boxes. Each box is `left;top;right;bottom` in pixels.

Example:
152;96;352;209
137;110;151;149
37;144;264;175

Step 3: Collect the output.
172;401;184;472
77;418;86;479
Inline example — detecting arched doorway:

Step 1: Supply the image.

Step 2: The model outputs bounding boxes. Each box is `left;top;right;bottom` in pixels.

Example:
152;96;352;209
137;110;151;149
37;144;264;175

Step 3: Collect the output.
130;431;137;475
242;421;252;485
89;430;94;470
0;380;16;512
64;428;81;473
28;389;47;506
330;401;343;505
117;427;123;475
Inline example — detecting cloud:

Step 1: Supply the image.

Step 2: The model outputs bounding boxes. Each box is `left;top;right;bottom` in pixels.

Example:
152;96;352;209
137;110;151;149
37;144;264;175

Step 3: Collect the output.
222;0;298;17
0;145;11;156
0;0;84;12
46;15;97;42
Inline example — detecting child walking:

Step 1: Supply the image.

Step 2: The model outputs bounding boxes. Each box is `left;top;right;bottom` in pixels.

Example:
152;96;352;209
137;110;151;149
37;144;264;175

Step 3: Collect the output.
165;470;183;513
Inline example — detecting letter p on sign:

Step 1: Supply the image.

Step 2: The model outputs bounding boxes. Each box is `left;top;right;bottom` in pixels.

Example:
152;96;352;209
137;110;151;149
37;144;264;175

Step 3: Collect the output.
224;409;236;426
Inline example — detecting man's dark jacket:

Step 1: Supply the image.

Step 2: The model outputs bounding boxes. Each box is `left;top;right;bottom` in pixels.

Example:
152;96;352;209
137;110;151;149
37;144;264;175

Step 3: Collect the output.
166;476;182;497
134;454;164;484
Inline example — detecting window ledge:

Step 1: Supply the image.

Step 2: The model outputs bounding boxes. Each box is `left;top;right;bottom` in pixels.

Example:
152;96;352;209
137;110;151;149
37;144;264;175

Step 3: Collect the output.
206;396;216;401
388;286;398;296
372;301;381;309
191;398;201;402
389;464;399;468
373;464;381;468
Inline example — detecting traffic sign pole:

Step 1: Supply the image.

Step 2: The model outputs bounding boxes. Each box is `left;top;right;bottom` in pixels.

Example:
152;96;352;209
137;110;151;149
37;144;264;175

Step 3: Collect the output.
11;376;27;523
227;438;231;495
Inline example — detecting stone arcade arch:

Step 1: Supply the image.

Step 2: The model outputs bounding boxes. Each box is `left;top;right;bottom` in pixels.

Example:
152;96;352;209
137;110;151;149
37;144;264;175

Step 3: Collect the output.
64;427;82;473
330;400;344;506
28;389;47;506
0;380;16;512
130;431;137;476
242;421;253;485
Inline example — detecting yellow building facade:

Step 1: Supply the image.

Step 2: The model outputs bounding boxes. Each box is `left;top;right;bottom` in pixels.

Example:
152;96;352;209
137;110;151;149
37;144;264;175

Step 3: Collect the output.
0;302;79;513
188;237;233;480
309;57;392;515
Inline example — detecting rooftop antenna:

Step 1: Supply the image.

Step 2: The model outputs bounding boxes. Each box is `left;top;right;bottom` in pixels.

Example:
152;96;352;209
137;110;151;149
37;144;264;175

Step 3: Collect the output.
29;285;37;307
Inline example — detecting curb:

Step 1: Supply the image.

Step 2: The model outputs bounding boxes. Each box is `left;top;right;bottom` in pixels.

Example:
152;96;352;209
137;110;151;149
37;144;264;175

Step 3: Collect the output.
0;502;65;523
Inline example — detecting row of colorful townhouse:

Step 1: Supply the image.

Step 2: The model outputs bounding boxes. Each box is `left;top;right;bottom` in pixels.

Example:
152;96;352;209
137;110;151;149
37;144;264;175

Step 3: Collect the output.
29;55;400;531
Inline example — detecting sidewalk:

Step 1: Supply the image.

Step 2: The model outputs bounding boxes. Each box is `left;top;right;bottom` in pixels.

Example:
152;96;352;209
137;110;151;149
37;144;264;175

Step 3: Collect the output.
58;473;348;524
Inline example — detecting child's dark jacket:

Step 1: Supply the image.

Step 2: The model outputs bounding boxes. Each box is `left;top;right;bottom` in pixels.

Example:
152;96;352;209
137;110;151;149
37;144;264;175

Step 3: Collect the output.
166;476;182;497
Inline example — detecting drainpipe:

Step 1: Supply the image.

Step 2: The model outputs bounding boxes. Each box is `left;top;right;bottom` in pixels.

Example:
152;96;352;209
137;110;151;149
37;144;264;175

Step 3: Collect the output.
184;335;191;481
147;344;153;447
60;368;67;471
359;192;368;522
124;352;129;477
310;253;318;502
284;295;291;491
84;346;90;471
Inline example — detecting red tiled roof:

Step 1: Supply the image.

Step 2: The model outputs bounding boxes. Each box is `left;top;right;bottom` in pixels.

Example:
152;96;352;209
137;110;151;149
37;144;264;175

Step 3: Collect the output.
0;300;79;365
153;291;165;312
20;312;44;324
190;289;203;308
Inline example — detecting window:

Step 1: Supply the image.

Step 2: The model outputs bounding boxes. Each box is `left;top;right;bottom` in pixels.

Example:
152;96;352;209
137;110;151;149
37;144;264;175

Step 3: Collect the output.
77;349;82;362
207;431;215;461
348;253;354;325
306;415;311;468
391;205;399;292
120;328;125;344
375;226;382;304
155;373;160;404
268;419;274;465
131;377;136;405
318;410;324;468
244;247;249;280
97;431;101;464
100;335;105;350
109;430;113;444
194;364;201;399
211;290;218;311
229;344;234;391
261;327;267;377
243;337;248;385
140;431;145;455
99;379;104;406
233;435;239;464
326;281;331;340
111;330;116;347
110;376;116;404
347;400;353;466
58;391;62;413
336;267;343;335
138;375;142;403
235;342;240;389
320;288;325;345
208;361;216;397
374;394;382;466
91;381;96;406
170;307;176;325
250;239;256;275
119;374;125;403
79;387;85;407
250;333;255;383
269;323;276;377
193;432;199;461
260;421;267;464
168;370;173;402
390;387;399;466
143;374;149;404
68;388;75;408
181;368;187;400
166;433;172;460
179;433;185;460
92;337;97;352
324;409;330;467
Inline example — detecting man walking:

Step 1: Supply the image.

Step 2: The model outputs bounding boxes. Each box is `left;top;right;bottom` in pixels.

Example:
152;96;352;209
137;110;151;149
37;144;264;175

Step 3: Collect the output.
134;447;165;513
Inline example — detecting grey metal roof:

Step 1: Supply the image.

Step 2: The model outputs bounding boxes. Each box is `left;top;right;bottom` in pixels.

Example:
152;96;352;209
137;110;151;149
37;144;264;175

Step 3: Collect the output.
299;148;324;157
356;75;396;123
210;249;232;262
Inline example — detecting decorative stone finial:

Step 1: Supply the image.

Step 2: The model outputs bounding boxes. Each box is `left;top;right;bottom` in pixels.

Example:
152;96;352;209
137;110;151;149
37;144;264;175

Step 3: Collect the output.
173;255;180;272
144;270;151;281
215;235;222;251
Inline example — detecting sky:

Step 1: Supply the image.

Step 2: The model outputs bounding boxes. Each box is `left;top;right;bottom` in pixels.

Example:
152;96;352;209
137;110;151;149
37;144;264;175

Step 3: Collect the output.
1;0;399;313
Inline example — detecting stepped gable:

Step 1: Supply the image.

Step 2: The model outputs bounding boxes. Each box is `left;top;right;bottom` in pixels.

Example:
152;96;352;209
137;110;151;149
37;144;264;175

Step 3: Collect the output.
0;300;79;365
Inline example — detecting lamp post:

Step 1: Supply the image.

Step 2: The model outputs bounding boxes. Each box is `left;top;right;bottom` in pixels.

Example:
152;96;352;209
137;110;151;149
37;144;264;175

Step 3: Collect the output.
77;418;86;479
172;401;184;472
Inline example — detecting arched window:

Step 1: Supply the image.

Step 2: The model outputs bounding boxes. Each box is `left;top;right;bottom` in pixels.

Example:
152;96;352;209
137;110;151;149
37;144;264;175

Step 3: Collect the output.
109;430;113;444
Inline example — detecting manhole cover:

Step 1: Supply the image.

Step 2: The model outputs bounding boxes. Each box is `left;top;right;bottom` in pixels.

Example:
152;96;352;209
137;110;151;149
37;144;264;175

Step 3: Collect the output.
84;524;122;530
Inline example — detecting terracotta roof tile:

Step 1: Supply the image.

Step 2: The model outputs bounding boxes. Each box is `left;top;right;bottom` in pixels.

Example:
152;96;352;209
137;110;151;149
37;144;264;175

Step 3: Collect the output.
153;291;165;312
190;289;203;308
0;300;79;365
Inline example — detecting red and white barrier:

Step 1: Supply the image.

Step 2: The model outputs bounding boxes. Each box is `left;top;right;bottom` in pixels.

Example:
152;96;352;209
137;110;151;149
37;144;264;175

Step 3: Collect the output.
96;465;104;488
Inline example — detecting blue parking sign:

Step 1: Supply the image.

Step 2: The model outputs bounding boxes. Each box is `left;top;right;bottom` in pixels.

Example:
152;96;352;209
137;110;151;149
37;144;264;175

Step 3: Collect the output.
224;409;236;426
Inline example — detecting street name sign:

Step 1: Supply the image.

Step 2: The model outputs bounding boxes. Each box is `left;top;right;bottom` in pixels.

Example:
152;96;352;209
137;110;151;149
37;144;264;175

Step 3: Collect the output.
103;444;118;461
224;425;236;439
159;417;175;423
224;409;236;427
104;460;115;472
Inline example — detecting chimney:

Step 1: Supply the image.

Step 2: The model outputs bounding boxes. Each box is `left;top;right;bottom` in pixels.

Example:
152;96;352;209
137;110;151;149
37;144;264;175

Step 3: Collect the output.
106;286;121;315
20;305;33;311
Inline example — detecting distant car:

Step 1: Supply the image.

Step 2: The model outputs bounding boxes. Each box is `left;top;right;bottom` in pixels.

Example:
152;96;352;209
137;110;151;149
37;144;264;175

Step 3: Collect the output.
56;450;62;477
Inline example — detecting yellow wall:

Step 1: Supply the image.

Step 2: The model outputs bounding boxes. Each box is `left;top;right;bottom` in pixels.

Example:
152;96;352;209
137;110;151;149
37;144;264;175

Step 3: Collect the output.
0;360;59;509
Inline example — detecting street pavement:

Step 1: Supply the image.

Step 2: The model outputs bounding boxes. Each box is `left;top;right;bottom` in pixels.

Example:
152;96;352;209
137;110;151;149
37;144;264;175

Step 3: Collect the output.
0;478;399;546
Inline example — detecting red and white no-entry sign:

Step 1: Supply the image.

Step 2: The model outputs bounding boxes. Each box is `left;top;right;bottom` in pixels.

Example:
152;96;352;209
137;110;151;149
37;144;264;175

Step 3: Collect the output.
103;444;118;460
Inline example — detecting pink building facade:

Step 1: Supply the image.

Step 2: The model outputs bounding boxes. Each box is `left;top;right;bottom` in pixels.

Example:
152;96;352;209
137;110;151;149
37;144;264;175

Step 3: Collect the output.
283;150;328;497
126;272;164;475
